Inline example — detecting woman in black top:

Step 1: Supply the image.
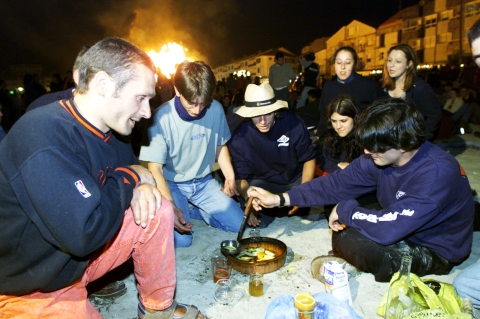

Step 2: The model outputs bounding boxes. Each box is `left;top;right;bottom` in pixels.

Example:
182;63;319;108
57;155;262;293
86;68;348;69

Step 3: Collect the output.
382;44;442;140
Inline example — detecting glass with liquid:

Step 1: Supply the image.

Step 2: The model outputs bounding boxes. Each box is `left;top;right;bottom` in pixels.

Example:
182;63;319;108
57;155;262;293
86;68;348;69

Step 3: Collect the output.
248;273;264;297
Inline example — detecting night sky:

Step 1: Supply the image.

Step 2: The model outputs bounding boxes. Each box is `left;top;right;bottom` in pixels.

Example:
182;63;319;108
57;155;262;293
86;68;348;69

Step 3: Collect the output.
0;0;420;79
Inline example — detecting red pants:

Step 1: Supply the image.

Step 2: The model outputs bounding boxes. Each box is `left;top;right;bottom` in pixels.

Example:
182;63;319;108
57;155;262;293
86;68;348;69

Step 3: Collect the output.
0;200;176;318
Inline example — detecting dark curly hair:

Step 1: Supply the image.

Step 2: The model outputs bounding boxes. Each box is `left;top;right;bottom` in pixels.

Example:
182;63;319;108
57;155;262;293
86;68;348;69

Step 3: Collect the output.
324;95;362;162
356;98;427;153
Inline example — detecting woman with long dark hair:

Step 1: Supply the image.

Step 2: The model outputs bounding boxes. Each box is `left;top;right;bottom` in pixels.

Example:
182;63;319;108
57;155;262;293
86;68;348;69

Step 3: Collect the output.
322;96;363;173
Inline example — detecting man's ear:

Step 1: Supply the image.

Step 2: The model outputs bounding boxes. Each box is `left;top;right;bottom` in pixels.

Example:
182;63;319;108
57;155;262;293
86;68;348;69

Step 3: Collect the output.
173;86;180;97
73;69;79;85
92;71;111;97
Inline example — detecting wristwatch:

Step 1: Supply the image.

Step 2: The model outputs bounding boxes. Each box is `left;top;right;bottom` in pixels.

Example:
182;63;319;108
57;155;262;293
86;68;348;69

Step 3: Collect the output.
278;193;285;208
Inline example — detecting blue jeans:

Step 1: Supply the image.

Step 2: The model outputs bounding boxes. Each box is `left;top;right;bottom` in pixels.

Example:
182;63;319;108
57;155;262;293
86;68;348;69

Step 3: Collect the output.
297;86;316;109
168;175;244;247
453;262;480;311
451;103;475;123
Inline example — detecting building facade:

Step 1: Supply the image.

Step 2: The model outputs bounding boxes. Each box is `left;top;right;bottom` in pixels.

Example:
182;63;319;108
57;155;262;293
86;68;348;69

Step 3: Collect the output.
213;0;480;81
212;48;298;83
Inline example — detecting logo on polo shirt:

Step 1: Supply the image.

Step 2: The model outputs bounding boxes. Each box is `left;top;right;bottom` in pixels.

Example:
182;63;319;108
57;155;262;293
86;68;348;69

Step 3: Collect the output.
277;135;289;147
191;133;206;140
75;180;91;198
396;190;406;199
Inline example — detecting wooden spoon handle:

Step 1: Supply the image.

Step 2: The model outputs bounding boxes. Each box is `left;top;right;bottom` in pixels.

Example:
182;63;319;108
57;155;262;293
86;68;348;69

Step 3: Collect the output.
244;196;254;216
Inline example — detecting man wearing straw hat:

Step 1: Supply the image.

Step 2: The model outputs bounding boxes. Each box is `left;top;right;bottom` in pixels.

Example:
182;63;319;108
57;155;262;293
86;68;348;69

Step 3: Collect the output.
229;82;316;228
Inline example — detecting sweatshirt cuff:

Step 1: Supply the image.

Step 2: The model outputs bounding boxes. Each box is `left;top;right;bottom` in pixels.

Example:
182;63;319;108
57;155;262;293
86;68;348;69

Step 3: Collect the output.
336;199;359;226
114;167;140;187
287;188;301;206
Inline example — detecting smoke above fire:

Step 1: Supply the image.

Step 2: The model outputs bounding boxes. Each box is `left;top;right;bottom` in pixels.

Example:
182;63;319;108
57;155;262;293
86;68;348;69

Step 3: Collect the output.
98;0;238;66
0;0;239;77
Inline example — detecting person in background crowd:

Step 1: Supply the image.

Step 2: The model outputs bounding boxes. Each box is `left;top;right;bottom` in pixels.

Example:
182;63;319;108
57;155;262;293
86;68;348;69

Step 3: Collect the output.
0;79;21;132
229;83;316;228
439;81;454;103
0;102;6;142
221;92;231;114
248;98;474;283
24;73;47;107
458;85;478;131
63;70;76;90
226;73;236;96
0;37;205;319
49;73;64;92
443;87;464;115
382;44;442;140
140;60;244;248
268;51;296;104
297;52;320;109
213;80;226;103
453;19;480;318
296;88;321;128
441;86;476;134
227;91;244;116
26;46;90;113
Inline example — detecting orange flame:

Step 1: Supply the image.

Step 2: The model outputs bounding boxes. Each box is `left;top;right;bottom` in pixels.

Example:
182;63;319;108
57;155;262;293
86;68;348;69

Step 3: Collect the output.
147;42;189;79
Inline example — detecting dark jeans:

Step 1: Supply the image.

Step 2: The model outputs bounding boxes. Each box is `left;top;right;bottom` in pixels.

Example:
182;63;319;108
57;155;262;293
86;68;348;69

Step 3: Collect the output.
273;87;289;103
332;228;454;282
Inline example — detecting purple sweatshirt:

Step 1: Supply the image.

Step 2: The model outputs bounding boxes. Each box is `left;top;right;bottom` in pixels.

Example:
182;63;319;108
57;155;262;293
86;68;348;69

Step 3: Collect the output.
288;142;474;263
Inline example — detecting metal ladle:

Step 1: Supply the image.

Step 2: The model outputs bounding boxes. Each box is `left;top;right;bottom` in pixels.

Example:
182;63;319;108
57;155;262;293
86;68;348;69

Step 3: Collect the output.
220;197;254;256
237;196;254;241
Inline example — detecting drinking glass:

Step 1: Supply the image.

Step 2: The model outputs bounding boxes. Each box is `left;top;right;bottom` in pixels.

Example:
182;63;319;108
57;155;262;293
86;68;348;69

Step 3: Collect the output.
214;279;235;305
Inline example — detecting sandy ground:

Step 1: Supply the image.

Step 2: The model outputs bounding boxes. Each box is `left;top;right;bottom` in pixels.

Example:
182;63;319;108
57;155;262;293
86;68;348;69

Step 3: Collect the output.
91;128;480;319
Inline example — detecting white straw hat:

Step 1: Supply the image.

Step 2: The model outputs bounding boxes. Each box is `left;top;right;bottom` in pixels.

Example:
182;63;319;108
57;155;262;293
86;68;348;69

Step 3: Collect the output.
235;82;288;118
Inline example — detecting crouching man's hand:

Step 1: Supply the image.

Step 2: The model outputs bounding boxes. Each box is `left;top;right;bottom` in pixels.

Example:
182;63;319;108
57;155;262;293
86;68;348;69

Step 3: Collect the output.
129;165;162;228
328;204;346;232
172;205;193;233
247;187;287;210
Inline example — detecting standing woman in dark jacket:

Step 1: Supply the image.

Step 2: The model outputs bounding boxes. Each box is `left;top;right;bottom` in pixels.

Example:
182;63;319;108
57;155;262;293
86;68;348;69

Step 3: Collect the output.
383;44;442;140
321;95;363;174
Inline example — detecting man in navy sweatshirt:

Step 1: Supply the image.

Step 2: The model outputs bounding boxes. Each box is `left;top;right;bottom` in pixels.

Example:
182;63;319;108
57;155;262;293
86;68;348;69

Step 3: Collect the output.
229;82;316;228
248;98;474;282
0;38;205;319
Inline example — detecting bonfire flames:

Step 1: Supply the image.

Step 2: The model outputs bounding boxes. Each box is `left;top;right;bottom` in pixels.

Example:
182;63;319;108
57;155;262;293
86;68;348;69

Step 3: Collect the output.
147;42;190;79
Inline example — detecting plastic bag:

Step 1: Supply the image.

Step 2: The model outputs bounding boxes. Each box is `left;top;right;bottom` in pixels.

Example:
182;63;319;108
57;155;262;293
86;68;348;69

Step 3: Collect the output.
264;292;362;319
377;272;469;318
